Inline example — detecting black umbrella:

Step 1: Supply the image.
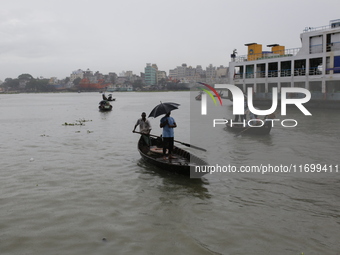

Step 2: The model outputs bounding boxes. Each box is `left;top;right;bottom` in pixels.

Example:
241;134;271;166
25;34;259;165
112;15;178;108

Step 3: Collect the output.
148;102;180;118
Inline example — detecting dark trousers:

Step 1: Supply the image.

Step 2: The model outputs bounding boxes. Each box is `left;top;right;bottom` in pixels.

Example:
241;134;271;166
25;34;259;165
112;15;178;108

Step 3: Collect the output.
163;137;174;155
142;134;150;146
234;114;246;122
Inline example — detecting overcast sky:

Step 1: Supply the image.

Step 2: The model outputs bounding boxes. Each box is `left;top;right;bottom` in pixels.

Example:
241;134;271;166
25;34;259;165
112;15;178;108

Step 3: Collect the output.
1;0;339;81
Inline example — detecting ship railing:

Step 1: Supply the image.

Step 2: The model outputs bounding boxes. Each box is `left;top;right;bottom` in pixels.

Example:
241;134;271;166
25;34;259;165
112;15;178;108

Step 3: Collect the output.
303;25;330;33
256;71;266;78
294;68;306;76
233;48;300;63
237;68;318;80
281;69;292;77
309;44;323;54
326;41;340;52
267;71;279;78
326;67;340;74
245;73;254;79
309;67;323;76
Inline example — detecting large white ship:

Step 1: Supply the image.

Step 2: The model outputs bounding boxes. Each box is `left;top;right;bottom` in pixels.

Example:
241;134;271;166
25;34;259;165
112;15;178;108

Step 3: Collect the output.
227;19;340;108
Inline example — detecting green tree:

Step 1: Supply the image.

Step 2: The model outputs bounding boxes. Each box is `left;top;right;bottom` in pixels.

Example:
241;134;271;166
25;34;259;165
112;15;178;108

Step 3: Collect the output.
132;80;143;90
26;78;51;92
73;77;82;87
3;78;20;91
18;73;34;80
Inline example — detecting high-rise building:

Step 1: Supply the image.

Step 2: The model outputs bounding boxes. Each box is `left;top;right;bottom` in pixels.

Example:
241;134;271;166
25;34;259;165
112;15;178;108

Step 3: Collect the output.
144;63;157;86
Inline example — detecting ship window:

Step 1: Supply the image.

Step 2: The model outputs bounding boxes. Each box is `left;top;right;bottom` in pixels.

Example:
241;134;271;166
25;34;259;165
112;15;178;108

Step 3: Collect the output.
235;84;244;93
294;82;305;88
246;84;254;93
294;60;306;76
268;83;277;93
326;81;340;93
310;81;322;92
291;82;307;98
334;56;340;73
257;83;265;93
234;66;243;79
309;35;323;54
326;34;332;52
309;58;323;75
268;63;278;77
326;33;340;52
256;63;265;78
326;56;340;74
281;61;291;77
280;82;291;92
245;65;254;78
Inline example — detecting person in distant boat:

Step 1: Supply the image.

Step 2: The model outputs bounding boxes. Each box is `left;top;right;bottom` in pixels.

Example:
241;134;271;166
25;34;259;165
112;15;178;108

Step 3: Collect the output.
102;93;107;100
247;110;259;125
160;111;177;160
133;112;152;145
264;113;276;119
107;94;112;101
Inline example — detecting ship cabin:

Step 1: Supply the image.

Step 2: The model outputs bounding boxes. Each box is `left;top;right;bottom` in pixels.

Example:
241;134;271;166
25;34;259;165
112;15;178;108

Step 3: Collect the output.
228;19;340;104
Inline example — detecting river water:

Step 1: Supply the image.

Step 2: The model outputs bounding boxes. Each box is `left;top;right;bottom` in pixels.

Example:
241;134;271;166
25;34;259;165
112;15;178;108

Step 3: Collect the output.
0;91;339;255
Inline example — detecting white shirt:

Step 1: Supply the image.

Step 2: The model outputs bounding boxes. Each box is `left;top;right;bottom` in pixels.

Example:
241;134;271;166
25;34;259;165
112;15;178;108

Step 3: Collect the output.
135;118;152;133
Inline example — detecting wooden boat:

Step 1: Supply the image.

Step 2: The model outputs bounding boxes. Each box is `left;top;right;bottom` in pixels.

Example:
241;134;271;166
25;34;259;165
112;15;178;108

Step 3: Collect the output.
98;100;112;111
226;119;272;135
195;92;202;101
137;136;209;177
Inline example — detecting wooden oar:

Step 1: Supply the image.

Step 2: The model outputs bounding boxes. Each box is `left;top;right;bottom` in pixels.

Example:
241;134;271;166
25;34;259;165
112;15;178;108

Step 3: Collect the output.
133;131;207;152
234;126;252;137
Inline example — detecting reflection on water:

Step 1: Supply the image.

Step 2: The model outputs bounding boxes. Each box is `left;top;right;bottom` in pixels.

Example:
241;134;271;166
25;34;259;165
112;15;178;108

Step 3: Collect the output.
137;159;211;200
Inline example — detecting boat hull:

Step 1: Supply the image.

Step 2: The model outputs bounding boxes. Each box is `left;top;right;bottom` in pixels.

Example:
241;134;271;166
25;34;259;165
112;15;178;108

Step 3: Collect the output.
137;136;208;177
98;100;112;111
98;106;112;111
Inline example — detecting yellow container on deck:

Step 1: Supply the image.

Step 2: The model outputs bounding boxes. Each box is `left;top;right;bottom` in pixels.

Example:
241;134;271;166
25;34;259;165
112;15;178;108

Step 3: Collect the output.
272;45;285;55
246;43;262;61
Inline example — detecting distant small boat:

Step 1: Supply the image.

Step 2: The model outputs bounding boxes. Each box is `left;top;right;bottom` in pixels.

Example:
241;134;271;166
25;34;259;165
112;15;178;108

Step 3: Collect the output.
98;100;112;111
195;91;203;101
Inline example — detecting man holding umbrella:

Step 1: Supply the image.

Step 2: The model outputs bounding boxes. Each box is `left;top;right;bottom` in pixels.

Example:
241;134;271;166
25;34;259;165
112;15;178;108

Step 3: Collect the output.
160;111;177;160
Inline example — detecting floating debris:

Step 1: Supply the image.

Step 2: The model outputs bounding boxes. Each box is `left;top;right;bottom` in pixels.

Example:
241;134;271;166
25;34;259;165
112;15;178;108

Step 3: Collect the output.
62;119;93;126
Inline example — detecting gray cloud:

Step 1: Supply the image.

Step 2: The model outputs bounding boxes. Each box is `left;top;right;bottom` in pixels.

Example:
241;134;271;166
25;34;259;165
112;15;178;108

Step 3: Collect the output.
1;0;340;80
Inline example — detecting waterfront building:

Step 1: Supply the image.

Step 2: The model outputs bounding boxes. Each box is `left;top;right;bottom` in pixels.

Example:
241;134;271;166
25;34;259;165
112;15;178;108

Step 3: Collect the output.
227;19;340;107
206;64;216;78
157;70;167;84
70;69;84;82
144;63;157;86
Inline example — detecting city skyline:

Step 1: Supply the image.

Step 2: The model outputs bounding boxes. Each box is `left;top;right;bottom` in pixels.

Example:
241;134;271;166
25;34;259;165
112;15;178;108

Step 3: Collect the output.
1;0;339;81
0;62;227;82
